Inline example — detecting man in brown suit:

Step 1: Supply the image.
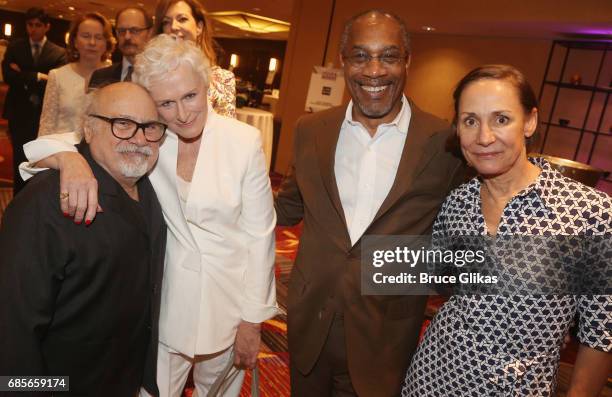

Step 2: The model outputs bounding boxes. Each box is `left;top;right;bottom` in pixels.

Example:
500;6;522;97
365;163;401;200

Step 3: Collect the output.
275;10;465;397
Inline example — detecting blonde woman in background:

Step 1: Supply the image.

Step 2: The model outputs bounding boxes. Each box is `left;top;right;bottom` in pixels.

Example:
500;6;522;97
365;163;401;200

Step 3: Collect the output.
38;12;114;136
154;0;236;117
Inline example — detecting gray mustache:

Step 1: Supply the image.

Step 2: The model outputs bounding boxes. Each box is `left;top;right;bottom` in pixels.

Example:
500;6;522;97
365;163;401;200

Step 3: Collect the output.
115;144;153;156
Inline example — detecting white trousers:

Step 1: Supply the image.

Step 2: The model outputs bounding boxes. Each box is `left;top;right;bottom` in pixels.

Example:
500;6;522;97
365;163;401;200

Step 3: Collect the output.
140;342;245;397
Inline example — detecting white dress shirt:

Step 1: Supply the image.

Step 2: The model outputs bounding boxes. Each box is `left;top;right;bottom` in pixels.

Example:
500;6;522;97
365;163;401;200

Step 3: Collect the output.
335;95;411;245
120;58;133;81
29;36;46;57
30;36;47;81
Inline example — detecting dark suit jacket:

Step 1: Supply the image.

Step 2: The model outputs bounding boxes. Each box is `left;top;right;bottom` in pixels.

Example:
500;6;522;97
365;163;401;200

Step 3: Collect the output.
88;62;123;90
0;145;166;397
275;101;465;397
1;37;66;120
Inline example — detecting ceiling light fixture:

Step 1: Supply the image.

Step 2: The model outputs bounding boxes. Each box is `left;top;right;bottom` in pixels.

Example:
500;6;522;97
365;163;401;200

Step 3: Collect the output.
422;26;436;32
207;11;290;34
68;6;75;11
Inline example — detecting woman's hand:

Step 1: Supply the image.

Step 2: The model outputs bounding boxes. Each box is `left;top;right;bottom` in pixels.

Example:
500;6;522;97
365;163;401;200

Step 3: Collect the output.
56;152;100;224
233;320;261;369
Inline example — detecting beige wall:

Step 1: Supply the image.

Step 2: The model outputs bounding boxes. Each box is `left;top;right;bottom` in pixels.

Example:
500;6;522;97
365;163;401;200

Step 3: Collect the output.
274;1;553;173
406;34;550;121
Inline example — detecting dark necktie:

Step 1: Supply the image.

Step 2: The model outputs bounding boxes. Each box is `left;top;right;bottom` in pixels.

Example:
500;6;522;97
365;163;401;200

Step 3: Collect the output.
32;43;41;65
125;65;133;82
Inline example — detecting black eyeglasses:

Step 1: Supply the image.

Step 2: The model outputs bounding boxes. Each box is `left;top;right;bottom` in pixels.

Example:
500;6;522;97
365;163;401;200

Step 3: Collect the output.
343;51;408;68
116;26;151;36
89;114;167;142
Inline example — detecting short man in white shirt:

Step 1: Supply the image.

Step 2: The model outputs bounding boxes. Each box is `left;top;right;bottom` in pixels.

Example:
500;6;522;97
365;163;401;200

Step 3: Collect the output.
89;6;153;88
275;9;465;397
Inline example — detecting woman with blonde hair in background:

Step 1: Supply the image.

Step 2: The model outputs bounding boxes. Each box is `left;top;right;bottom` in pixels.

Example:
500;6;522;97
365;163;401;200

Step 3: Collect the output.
154;0;236;117
38;12;114;136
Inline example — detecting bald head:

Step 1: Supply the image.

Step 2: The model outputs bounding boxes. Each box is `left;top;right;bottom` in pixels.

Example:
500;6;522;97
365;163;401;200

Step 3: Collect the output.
83;82;162;191
86;82;156;121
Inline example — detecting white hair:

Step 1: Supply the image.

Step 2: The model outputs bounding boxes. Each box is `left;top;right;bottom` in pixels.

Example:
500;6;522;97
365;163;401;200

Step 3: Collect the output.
133;34;211;91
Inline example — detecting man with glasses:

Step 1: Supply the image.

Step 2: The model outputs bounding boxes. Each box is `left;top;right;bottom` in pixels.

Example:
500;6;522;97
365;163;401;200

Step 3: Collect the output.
1;7;66;194
89;6;153;88
275;9;465;397
0;82;167;397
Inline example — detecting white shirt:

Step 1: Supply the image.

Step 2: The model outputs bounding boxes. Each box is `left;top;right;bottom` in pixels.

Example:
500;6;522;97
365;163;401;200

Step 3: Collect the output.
120;58;133;81
29;36;46;57
30;37;47;81
334;95;411;245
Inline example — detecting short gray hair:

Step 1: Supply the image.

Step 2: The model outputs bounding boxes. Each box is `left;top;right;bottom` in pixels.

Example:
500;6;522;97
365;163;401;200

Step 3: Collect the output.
339;9;411;55
133;34;211;91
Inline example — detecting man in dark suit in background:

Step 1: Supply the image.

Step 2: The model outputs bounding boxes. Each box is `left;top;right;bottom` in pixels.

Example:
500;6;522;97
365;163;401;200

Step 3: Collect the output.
275;9;465;397
1;7;66;194
0;82;167;396
88;6;153;89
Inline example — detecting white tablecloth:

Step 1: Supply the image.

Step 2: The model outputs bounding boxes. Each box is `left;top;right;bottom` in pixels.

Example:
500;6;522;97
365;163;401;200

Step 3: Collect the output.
236;107;273;171
262;94;279;119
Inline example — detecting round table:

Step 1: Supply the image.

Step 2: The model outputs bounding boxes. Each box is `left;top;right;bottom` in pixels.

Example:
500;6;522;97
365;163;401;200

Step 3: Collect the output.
236;107;274;171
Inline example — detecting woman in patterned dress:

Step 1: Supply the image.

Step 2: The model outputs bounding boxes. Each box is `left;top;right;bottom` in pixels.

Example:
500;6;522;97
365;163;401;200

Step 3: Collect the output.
402;65;611;396
154;0;236;118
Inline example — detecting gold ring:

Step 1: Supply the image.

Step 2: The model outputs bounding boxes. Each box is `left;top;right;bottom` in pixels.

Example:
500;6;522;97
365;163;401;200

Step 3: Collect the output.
60;192;69;200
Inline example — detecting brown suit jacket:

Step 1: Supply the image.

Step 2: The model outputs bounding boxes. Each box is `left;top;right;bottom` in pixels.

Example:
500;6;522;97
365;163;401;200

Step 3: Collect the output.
275;101;465;397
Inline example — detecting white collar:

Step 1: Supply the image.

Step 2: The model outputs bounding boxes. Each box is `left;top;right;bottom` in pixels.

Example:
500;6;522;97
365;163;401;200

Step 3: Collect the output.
344;94;411;135
122;58;133;74
29;36;47;48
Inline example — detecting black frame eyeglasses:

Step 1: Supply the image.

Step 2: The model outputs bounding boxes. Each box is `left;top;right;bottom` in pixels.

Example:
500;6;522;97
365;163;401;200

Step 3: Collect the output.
89;114;167;142
342;51;408;68
115;26;151;36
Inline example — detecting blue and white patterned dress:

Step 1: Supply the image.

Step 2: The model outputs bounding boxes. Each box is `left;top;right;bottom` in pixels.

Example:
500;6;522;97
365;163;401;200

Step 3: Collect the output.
402;158;611;396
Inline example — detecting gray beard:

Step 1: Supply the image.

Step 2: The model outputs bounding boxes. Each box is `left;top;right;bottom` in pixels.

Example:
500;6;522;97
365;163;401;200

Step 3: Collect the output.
116;144;153;178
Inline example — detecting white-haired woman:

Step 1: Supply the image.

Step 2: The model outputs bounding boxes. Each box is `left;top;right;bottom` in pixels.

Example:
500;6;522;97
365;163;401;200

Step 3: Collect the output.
21;34;278;397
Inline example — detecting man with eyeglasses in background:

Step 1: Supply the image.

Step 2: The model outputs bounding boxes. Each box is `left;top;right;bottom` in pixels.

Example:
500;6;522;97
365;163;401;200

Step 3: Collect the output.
274;9;465;397
0;82;167;397
1;7;66;194
89;6;153;88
